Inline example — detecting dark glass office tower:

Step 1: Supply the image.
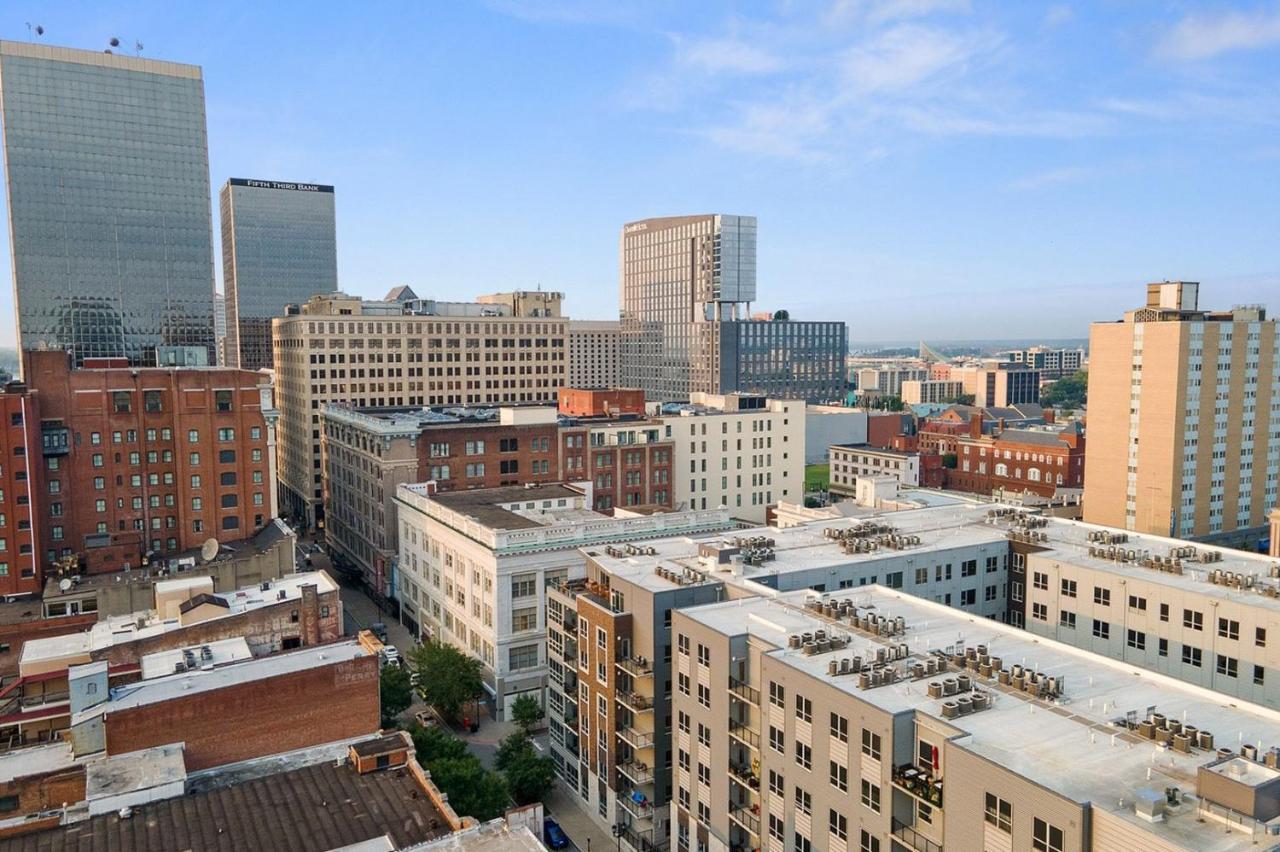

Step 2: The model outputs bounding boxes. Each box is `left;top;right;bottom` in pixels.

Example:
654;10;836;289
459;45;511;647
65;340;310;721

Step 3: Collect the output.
0;41;216;366
220;178;338;370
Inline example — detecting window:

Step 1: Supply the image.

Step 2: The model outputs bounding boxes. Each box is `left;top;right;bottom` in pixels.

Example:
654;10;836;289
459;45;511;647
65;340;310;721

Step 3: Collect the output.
769;681;785;708
829;760;847;791
511;607;537;631
677;673;690;695
795;741;811;770
1128;594;1147;611
1093;586;1111;606
860;779;881;812
697;684;710;708
1258;628;1268;648
859;829;880;852
768;769;784;797
769;725;784;754
1032;602;1048;621
829;810;847;841
984;793;1013;832
1032;818;1064;852
215;390;233;411
188;429;200;443
861;728;881;760
1033;571;1048;590
697;643;710;666
508;644;538;670
768;815;784;842
795;694;812;723
1218;618;1240;640
1092;619;1110;640
511;574;537;597
112;391;131;413
794;786;811;815
217;427;235;441
218;450;235;464
1181;645;1202;667
1216;654;1238;678
1127;629;1146;650
1158;638;1169;657
1182;609;1202;630
1061;578;1076;598
961;589;976;606
1059;610;1076;629
830;712;848;742
962;559;977;577
1159;603;1169;622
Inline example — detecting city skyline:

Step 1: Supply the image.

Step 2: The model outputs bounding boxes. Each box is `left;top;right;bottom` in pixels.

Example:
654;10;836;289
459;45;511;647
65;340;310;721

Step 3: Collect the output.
2;2;1279;349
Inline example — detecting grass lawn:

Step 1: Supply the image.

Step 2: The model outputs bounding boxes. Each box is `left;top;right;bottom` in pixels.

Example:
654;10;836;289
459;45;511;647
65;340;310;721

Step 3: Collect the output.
804;463;829;492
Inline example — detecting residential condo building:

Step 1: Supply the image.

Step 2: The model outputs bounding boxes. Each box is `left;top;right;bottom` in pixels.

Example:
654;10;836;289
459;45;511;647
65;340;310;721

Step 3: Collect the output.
1083;282;1279;545
219;178;339;370
0;41;217;367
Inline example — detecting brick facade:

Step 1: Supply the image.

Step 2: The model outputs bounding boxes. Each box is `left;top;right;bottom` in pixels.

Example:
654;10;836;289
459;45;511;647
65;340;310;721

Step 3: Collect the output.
948;422;1085;498
21;350;278;578
103;653;379;770
0;383;41;597
557;388;646;419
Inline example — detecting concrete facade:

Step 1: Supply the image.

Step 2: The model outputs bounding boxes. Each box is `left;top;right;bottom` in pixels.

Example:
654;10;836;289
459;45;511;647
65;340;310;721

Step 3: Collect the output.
568;321;622;390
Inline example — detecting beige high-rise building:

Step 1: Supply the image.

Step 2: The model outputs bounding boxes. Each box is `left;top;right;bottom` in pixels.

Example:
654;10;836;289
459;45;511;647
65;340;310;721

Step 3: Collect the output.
272;288;567;528
568;319;622;388
1084;282;1279;544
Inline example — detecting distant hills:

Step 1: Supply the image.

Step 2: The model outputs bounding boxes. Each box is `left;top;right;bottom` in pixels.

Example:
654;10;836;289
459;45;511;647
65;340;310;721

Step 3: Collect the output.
850;338;1088;358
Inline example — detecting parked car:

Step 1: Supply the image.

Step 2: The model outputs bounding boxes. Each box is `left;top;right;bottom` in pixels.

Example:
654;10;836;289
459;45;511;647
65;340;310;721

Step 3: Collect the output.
543;818;570;850
414;707;439;729
381;646;401;667
370;622;389;643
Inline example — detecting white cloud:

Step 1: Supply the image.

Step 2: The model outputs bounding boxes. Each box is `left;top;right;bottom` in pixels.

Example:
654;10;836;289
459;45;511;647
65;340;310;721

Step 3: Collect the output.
1007;165;1094;190
842;25;992;93
1157;7;1280;60
677;37;785;74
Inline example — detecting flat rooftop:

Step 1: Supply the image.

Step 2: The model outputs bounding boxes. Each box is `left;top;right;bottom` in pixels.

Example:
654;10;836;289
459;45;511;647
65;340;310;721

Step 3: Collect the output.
0;747;452;852
82;639;367;718
684;587;1280;851
831;442;917;457
23;571;337;666
427;484;587;530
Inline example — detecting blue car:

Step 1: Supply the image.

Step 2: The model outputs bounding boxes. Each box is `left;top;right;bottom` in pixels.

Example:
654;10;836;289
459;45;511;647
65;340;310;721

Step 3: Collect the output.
543;817;570;850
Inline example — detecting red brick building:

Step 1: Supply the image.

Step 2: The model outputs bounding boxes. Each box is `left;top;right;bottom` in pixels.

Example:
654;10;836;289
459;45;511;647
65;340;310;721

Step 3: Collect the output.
559;419;673;513
947;419;1085;498
87;638;380;771
21;351;279;577
557;388;646;419
0;382;41;597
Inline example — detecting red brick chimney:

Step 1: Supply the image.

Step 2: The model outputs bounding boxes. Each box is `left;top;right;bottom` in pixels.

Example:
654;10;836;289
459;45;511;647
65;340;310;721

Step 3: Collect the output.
1042;409;1056;424
969;413;983;439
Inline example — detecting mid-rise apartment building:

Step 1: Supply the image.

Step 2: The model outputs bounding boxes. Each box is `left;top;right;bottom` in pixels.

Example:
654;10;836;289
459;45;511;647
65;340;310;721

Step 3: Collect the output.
19;350;279;578
619;215;845;402
322;405;565;599
568;320;622;389
219;178;339;370
828;444;921;492
394;483;730;719
1084;282;1279;545
672;585;1280;852
272;289;568;528
1004;345;1086;379
666;393;805;524
0;381;41;597
856;367;930;399
901;379;966;405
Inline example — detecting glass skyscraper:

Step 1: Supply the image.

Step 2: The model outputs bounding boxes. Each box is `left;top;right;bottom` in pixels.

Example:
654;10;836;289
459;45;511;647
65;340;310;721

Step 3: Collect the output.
0;41;216;366
219;178;338;370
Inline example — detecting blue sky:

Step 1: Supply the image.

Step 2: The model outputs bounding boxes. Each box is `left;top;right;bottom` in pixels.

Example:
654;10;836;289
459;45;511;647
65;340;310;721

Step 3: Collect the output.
2;1;1279;347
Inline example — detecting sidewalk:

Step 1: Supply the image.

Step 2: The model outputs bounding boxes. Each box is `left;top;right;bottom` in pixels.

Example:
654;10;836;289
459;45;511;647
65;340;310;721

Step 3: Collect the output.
543;783;616;852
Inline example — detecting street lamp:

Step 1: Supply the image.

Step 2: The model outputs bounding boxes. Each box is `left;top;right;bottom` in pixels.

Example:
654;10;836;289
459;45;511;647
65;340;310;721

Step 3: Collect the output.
610;823;623;852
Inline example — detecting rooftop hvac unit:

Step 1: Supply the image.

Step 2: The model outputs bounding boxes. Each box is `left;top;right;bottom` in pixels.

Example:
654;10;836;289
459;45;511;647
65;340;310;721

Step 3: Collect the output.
802;642;818;656
788;635;801;649
840;658;852;674
1243;744;1259;761
941;701;959;719
828;660;840;677
859;672;872;689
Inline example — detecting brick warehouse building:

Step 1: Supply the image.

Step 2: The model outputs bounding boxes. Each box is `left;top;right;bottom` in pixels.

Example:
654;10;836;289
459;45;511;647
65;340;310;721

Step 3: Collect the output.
946;415;1085;498
1;381;41;597
20;350;279;577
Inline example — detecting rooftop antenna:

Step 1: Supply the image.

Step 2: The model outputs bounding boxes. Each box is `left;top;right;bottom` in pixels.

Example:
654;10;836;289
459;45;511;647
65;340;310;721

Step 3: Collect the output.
135;40;144;56
25;22;44;40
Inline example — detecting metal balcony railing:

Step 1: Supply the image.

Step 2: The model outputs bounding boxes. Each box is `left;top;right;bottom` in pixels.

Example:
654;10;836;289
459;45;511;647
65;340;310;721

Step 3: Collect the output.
727;801;760;836
891;818;943;852
618;690;653;712
616;656;654;677
728;719;760;750
728;678;759;706
619;792;656;821
728;761;760;795
617;760;655;785
892;764;944;808
618;726;656;749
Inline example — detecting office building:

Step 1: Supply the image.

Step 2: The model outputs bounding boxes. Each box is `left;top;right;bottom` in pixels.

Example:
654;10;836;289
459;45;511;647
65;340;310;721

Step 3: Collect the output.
672;585;1280;852
1004;345;1086;379
220;178;339;370
828;444;921;491
20;350;278;578
1084;282;1279;544
213;292;227;365
568;320;622;389
952;362;1041;408
665;393;805;524
0;41;216;366
856;367;930;399
272;289;567;528
394;482;731;719
619;216;845;402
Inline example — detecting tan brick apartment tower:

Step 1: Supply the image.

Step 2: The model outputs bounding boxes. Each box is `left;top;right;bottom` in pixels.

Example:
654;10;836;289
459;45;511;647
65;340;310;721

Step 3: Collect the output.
1084;282;1279;546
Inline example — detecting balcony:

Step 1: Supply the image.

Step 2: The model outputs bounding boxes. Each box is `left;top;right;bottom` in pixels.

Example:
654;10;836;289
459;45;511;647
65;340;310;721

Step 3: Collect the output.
727;801;760;837
619;791;657;822
618;726;656;750
892;764;944;808
618;690;653;713
619;823;667;852
728;760;760;796
892;818;943;852
563;637;578;661
616;655;654;677
617;759;655;785
728;678;759;706
727;719;760;750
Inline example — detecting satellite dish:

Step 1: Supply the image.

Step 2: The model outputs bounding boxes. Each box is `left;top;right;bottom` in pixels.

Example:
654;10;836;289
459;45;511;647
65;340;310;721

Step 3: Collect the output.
200;538;219;562
59;578;72;592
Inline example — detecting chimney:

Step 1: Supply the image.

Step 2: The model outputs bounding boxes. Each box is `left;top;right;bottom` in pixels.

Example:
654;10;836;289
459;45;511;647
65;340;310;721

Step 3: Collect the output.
969;413;983;439
1042;409;1056;424
1270;508;1280;558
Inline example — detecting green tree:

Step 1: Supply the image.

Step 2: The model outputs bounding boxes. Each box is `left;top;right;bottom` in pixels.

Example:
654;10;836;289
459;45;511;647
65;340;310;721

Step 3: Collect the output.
410;640;484;723
503;748;557;805
495;731;534;772
428;757;511;821
510;694;544;733
380;664;413;727
412;723;468;765
1041;370;1088;410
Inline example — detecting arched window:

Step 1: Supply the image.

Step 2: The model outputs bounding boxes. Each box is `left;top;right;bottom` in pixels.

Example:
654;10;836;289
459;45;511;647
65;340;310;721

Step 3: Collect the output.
995;463;1008;477
1056;473;1064;485
1028;468;1042;482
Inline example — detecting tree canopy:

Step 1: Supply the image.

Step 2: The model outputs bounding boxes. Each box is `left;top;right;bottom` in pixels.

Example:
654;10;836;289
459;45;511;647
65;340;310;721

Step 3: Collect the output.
510;694;544;732
379;664;413;727
410;641;484;723
1041;370;1087;410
